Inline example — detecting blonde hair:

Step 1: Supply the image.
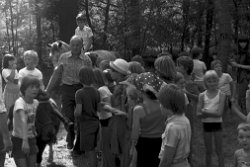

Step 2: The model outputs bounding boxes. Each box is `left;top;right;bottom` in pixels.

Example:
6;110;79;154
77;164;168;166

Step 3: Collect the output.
237;122;250;132
203;70;218;89
23;50;39;64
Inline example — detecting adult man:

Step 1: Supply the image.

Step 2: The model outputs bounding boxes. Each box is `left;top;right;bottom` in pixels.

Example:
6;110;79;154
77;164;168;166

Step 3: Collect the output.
75;12;93;54
46;35;92;149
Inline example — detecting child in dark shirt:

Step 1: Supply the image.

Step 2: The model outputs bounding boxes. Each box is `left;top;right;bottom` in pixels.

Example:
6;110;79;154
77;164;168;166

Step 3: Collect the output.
74;67;100;167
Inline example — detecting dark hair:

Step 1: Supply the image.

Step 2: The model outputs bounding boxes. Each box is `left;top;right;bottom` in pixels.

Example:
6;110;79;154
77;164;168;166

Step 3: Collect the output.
176;56;194;75
191;47;202;59
128;61;145;74
145;90;157;100
93;68;106;87
98;60;110;71
20;76;40;96
2;54;15;69
88;53;98;67
158;84;186;114
131;55;144;66
79;67;95;86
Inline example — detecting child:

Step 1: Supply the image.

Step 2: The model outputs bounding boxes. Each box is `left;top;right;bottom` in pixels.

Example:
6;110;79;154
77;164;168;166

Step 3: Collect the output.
11;76;40;167
75;12;93;53
211;60;235;109
131;72;165;167
2;54;19;115
128;61;145;74
197;70;226;167
158;84;191;167
234;123;250;167
74;67;100;167
18;50;44;90
191;47;207;88
175;72;189;106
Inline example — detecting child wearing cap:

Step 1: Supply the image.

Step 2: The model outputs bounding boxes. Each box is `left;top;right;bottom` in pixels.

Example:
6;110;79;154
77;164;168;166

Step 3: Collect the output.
234;123;250;167
131;72;166;167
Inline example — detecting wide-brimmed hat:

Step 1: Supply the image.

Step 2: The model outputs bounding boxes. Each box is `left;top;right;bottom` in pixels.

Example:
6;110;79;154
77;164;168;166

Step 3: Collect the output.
134;72;164;95
109;58;130;75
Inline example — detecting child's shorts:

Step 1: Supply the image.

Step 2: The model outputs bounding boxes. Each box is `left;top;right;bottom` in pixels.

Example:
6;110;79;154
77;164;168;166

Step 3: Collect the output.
203;123;222;132
79;120;99;151
11;136;38;159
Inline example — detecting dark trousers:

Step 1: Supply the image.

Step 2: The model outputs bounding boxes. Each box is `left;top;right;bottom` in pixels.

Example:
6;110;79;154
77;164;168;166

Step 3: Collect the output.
61;84;82;146
36;136;48;164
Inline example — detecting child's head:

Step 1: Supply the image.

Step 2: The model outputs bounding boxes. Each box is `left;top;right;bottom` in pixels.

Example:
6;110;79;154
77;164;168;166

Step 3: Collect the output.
176;56;194;76
175;72;185;89
203;70;219;90
158;84;186;116
237;123;250;150
93;68;106;88
76;12;87;29
23;50;39;70
109;58;130;82
126;85;143;107
20;76;40;97
154;56;177;83
128;61;145;74
98;60;110;71
131;55;144;67
78;66;95;86
211;60;222;76
2;53;16;69
191;47;202;59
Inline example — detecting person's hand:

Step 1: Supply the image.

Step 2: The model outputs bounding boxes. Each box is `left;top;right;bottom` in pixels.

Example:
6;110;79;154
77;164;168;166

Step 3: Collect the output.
230;61;238;67
74;110;82;118
22;140;30;154
1;137;12;153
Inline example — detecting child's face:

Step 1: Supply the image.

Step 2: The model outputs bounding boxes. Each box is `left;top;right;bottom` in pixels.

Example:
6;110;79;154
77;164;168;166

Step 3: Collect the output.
205;76;218;90
238;129;250;151
176;78;185;90
214;64;222;76
77;20;85;29
24;55;37;70
24;85;40;99
176;64;185;75
8;59;17;69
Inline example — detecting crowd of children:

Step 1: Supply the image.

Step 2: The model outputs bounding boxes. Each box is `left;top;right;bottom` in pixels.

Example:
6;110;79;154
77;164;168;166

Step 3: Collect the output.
0;12;250;167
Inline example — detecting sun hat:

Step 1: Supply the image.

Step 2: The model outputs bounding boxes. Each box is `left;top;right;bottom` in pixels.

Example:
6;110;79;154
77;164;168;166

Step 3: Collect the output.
109;58;130;75
134;72;164;95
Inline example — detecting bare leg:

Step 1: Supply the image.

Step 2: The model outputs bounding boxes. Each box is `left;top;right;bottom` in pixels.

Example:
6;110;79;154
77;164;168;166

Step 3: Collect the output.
214;131;224;167
203;131;213;167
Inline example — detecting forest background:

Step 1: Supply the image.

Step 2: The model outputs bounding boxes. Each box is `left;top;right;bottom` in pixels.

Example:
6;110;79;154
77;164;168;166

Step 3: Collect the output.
0;0;250;82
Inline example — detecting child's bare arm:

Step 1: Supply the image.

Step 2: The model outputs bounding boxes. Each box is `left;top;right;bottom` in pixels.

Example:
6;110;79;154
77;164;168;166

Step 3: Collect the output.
18;109;30;154
196;93;204;118
131;106;145;146
231;101;247;122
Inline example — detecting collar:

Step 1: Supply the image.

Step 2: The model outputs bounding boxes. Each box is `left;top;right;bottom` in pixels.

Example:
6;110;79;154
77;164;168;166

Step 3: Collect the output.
166;114;185;124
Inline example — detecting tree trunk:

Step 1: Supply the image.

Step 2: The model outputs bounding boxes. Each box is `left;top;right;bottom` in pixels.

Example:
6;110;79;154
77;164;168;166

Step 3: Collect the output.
102;0;110;49
58;0;78;43
203;0;214;69
4;7;11;52
181;0;190;51
8;0;15;55
215;0;232;72
196;1;204;47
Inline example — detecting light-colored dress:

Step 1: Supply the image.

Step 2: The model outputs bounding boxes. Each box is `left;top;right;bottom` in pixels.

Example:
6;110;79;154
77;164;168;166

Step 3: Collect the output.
2;68;19;113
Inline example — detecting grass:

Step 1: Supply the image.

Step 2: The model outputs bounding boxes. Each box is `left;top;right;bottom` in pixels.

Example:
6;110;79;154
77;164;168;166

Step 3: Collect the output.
192;109;242;167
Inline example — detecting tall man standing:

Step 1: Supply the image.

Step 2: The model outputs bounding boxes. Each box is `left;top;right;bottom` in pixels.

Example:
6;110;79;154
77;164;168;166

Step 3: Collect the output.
46;35;92;149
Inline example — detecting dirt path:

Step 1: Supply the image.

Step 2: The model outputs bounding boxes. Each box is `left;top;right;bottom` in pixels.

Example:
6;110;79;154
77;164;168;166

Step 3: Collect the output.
4;124;92;167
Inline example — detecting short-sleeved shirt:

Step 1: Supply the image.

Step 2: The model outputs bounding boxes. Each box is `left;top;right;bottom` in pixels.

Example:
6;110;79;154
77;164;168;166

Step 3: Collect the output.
218;73;233;96
75;26;93;49
59;51;92;85
75;86;100;121
159;114;191;164
18;67;43;84
2;69;19;82
234;149;250;167
12;97;39;139
98;86;112;120
193;59;207;82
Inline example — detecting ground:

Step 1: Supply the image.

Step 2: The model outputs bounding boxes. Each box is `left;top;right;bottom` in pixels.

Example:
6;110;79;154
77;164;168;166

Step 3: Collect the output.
4;110;242;167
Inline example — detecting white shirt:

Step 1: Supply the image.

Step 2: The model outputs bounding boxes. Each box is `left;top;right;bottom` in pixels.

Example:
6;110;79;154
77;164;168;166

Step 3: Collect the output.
193;59;207;82
2;69;19;82
218;73;233;96
0;76;6;113
12;97;39;138
18;67;43;84
98;86;112;120
75;26;93;49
